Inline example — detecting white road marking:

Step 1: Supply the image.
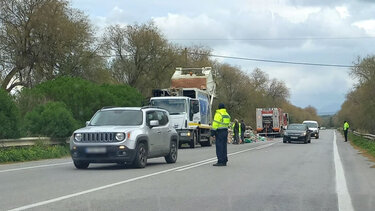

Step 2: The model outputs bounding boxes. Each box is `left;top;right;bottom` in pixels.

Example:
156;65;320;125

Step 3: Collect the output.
176;143;275;172
0;162;72;173
333;131;354;211
8;142;276;211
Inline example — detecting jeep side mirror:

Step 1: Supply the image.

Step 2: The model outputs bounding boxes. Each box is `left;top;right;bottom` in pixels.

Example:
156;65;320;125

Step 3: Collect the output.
86;121;90;126
150;120;159;127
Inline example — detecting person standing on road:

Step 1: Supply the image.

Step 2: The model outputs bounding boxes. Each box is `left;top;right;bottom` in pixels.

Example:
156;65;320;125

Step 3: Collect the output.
343;120;350;142
232;119;240;144
212;103;231;166
240;120;246;144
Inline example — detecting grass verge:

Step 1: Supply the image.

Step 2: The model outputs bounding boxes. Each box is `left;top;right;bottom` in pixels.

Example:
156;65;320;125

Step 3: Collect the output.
348;132;375;160
0;142;70;163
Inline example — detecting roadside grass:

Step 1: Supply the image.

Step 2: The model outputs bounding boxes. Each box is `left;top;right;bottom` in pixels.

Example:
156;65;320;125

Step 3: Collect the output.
348;132;375;159
0;142;70;163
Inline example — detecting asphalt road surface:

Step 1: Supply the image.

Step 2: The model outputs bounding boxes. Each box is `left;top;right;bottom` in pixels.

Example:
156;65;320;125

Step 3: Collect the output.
1;130;374;211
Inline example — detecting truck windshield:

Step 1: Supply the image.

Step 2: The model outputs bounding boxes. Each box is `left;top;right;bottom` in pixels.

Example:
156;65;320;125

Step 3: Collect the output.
150;99;186;115
304;122;318;128
90;110;143;126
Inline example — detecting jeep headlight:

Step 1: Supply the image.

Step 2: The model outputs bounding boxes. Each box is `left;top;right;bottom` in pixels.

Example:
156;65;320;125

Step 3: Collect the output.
74;133;82;142
302;132;306;136
115;133;125;141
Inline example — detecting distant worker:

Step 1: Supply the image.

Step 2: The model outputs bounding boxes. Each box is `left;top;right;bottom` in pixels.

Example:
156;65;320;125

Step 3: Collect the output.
343;120;350;142
211;103;231;166
240;120;246;144
232;119;240;144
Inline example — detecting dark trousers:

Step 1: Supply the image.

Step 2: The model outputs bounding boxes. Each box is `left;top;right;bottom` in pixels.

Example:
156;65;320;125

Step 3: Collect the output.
233;132;239;144
241;132;245;143
344;130;348;142
216;129;228;164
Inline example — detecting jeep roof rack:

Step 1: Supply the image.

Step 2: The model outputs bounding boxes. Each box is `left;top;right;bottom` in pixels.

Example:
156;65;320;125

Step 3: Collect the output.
101;106;117;110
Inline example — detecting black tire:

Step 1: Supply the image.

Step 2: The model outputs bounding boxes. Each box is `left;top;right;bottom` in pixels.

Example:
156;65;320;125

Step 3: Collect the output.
165;141;178;163
74;161;89;169
189;132;196;148
316;135;319;139
133;142;147;168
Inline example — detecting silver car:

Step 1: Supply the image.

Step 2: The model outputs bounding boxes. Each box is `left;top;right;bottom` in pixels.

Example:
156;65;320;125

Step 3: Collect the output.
70;107;179;169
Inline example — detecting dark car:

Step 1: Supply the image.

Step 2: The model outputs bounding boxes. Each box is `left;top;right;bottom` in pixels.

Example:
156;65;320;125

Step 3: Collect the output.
283;124;311;144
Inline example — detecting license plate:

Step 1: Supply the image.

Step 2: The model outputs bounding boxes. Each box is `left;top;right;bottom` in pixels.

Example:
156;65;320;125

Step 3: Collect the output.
85;147;106;154
180;133;188;136
291;136;298;139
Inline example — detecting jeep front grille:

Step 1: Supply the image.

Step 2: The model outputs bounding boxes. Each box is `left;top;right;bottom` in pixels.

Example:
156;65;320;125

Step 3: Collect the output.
81;133;118;143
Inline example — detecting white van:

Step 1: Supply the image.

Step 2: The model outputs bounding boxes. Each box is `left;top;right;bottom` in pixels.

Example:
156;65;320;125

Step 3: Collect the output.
302;120;320;139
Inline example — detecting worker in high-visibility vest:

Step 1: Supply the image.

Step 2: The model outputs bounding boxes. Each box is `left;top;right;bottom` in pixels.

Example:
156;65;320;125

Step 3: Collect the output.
232;119;240;144
343;121;350;142
212;103;231;166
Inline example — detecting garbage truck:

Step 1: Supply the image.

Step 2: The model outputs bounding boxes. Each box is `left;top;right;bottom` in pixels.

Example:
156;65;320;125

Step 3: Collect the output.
150;67;215;148
256;108;288;137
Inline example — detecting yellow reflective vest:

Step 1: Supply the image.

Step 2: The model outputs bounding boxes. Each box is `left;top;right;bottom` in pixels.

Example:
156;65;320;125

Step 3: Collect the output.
232;122;241;134
212;109;231;130
344;122;349;130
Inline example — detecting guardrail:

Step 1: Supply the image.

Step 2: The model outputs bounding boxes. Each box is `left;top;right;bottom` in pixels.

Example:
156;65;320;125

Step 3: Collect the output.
0;137;69;148
353;131;375;141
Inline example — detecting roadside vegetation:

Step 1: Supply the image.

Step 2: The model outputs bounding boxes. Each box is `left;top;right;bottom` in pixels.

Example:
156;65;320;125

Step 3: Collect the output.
0;143;70;163
335;56;375;134
348;132;375;159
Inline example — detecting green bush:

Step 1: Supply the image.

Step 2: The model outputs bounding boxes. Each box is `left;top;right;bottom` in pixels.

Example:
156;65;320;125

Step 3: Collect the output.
349;132;375;158
18;77;144;125
0;144;70;163
24;102;77;138
0;89;20;138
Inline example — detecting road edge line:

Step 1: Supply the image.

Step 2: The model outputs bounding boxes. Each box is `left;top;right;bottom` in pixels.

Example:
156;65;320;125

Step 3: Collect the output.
333;131;354;211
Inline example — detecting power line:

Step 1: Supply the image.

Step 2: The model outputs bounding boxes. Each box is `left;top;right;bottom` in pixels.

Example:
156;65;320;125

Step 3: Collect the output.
188;52;354;68
98;52;354;68
170;36;375;41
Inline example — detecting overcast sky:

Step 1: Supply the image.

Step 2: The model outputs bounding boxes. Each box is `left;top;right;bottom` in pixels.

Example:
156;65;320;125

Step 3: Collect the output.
71;0;375;114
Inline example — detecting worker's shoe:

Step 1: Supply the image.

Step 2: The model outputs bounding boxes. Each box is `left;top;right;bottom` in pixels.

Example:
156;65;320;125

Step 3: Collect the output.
213;163;226;166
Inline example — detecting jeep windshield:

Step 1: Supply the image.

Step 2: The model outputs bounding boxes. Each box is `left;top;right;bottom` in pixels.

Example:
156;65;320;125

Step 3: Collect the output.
150;99;187;115
90;110;143;126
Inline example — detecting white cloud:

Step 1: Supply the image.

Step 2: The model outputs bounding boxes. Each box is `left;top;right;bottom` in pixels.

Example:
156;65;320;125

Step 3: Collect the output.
353;19;375;36
335;6;350;19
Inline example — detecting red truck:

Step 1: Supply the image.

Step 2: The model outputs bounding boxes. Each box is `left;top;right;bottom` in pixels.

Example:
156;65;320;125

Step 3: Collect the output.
256;108;289;137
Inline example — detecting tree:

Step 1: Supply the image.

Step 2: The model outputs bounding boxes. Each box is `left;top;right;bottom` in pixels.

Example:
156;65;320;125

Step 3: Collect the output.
0;0;103;92
0;89;20;138
267;79;290;103
104;22;176;94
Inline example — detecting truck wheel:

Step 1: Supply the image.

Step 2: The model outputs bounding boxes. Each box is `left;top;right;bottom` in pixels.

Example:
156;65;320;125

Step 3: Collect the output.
74;161;89;169
165;141;178;163
189;132;196;148
133;143;147;168
316;135;319;139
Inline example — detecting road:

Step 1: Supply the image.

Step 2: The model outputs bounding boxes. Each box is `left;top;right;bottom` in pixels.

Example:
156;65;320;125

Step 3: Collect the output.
1;130;374;211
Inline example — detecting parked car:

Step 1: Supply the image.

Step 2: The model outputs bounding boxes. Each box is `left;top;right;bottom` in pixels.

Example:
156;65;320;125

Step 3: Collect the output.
302;120;320;139
70;106;179;169
283;123;311;144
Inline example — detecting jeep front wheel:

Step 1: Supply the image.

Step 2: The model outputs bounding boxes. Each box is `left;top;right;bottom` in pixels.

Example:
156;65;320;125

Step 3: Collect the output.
165;141;178;163
74;161;89;169
133;143;147;168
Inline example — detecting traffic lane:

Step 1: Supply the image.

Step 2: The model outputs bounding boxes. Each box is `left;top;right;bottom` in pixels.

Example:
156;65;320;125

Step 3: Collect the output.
0;140;276;210
34;134;337;211
336;130;375;211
